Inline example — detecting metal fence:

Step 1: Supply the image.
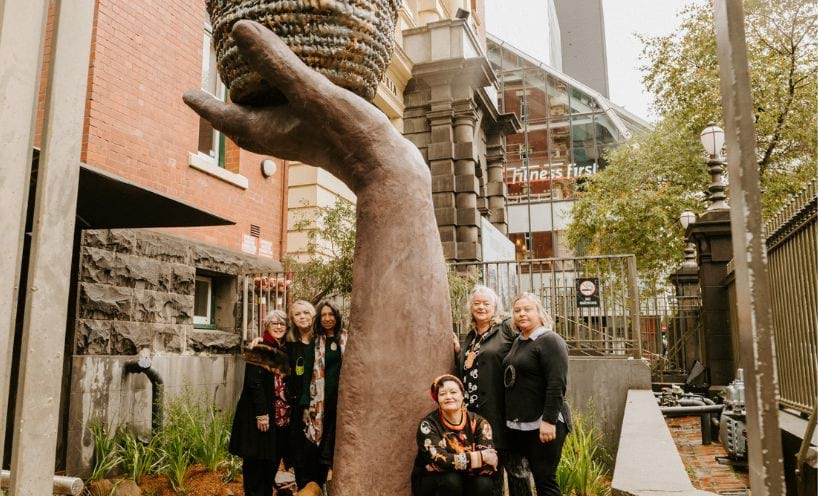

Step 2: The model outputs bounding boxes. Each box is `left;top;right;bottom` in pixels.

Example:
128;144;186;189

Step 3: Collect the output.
449;255;642;358
763;180;817;415
641;291;703;381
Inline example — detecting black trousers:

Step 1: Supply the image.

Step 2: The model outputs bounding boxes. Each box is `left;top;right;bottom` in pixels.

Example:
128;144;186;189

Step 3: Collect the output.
296;407;336;488
497;449;534;496
414;472;495;496
508;422;568;496
242;458;276;496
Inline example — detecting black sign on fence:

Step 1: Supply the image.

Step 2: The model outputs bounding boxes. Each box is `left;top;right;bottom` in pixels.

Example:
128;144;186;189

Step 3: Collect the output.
576;278;600;307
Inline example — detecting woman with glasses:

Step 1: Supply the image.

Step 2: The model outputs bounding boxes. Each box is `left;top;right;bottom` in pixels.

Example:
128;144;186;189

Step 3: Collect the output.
229;309;291;496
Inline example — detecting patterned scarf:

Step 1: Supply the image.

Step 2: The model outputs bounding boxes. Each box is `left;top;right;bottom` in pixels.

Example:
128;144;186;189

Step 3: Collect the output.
304;329;348;445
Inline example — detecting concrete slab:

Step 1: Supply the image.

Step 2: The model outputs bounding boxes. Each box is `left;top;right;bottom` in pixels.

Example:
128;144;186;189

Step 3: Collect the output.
611;390;717;496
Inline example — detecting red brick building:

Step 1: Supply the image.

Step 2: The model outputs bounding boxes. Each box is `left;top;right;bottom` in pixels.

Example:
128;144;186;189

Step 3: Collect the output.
17;1;289;474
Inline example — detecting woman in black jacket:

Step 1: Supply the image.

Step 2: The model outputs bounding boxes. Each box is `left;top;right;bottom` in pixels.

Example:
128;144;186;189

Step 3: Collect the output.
455;285;531;496
229;317;291;496
502;292;572;496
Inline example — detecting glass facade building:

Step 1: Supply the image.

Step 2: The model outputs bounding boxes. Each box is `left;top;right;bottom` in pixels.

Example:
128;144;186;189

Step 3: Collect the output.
487;35;648;260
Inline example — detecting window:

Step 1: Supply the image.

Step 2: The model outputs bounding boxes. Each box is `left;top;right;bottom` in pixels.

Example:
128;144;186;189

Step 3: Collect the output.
198;23;226;168
194;276;214;327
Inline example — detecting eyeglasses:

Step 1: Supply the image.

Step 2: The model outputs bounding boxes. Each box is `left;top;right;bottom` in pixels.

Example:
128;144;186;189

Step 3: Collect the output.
268;322;286;327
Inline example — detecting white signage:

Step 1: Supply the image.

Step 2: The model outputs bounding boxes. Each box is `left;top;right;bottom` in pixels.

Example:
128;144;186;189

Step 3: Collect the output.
241;234;257;255
510;162;599;183
258;239;274;259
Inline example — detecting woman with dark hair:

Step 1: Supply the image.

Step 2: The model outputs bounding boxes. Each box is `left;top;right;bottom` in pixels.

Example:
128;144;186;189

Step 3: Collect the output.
503;293;572;496
455;285;530;495
299;300;348;488
412;374;498;496
229;311;291;496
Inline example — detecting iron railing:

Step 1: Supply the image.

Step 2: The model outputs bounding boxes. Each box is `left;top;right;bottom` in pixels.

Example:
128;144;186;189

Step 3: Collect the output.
641;292;703;380
449;255;642;358
763;180;817;415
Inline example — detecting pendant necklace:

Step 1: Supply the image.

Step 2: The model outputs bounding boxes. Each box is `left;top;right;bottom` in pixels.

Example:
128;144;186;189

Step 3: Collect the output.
464;328;489;369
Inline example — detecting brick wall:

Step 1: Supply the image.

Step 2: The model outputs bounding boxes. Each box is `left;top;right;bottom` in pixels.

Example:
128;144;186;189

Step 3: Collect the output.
36;0;287;258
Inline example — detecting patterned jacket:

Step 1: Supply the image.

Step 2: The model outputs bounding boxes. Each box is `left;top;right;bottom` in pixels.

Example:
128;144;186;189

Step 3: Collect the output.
412;408;496;477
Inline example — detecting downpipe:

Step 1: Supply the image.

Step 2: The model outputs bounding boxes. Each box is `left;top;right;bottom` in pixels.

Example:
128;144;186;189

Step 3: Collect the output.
123;350;164;434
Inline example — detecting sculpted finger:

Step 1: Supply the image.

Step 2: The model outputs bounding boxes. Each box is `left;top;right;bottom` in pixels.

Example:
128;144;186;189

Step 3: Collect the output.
183;89;251;138
231;20;330;105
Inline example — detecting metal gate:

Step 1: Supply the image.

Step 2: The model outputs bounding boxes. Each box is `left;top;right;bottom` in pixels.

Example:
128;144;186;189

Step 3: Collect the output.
449;255;642;358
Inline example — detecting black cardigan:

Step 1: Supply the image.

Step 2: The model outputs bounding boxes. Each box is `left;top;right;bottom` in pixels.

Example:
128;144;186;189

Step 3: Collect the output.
456;318;517;449
502;330;572;430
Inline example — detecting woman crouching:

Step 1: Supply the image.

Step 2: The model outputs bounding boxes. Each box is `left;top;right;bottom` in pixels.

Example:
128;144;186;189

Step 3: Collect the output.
412;374;498;496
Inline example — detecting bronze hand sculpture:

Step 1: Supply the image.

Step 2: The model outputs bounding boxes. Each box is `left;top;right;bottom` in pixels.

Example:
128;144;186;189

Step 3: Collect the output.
184;20;453;495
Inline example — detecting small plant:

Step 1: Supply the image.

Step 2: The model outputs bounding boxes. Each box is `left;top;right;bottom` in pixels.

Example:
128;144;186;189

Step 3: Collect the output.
88;419;122;481
220;454;243;483
186;402;232;471
557;409;612;496
117;428;164;483
161;428;191;495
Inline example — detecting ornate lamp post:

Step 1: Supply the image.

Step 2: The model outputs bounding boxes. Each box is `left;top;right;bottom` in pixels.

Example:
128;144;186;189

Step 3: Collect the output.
679;210;698;271
700;123;729;211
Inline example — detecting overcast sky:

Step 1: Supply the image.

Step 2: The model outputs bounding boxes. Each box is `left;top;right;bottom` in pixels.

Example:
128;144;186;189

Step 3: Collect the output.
485;0;703;122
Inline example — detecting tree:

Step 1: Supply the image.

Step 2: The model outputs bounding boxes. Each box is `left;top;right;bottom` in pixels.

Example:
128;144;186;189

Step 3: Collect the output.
285;198;356;305
567;0;817;283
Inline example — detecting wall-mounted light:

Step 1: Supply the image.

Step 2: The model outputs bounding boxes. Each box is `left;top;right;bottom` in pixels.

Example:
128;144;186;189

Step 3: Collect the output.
455;8;470;20
261;159;277;178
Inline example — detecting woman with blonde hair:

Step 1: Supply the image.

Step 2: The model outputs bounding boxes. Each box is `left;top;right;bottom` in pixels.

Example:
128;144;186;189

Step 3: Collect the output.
286;300;317;489
502;292;572;496
455;286;530;495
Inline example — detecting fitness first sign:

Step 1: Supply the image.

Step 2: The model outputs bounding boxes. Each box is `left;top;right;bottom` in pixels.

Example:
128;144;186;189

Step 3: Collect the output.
510;162;599;183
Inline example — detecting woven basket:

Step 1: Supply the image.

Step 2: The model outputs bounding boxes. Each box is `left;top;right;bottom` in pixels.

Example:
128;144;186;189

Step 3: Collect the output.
206;0;400;105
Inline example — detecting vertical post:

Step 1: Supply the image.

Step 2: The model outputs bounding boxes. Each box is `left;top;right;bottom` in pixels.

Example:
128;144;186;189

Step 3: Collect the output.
0;0;49;469
712;1;786;494
626;255;642;359
8;0;94;493
242;275;249;342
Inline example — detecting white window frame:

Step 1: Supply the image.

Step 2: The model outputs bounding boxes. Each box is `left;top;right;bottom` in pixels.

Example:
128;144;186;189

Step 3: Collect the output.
193;275;213;326
196;23;226;167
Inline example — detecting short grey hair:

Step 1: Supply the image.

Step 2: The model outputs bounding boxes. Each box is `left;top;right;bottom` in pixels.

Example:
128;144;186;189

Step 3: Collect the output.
264;309;287;326
468;285;503;321
511;292;554;330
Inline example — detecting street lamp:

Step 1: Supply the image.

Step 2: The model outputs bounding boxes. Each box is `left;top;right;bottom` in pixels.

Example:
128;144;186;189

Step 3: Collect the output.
680;209;696;230
700;123;729;212
679;210;698;270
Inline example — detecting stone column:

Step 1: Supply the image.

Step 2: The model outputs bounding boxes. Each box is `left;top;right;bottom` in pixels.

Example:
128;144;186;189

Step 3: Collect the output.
669;245;703;381
452;100;481;262
687;209;736;387
426;103;459;260
484;130;508;235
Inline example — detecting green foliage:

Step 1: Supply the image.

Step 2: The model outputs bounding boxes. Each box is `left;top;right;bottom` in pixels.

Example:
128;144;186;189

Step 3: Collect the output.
557;409;611;496
568;0;817;282
286;198;356;305
184;402;232;471
448;268;478;334
117;429;164;483
89;419;122;481
220;454;243;483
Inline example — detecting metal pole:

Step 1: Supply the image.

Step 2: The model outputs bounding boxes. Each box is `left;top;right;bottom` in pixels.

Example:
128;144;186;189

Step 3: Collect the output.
712;1;786;493
8;0;94;493
0;0;49;469
626;256;642;359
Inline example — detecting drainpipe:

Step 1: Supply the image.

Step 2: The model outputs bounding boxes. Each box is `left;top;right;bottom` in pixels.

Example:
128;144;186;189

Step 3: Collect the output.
123;350;164;434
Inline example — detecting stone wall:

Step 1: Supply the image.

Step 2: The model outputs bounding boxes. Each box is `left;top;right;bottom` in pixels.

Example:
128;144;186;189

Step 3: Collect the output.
65;228;282;475
568;357;652;458
75;229;281;356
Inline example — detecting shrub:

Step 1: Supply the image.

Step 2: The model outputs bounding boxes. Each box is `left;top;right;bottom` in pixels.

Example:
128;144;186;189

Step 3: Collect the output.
556;410;611;496
88;419;121;481
117;429;164;483
185;402;232;471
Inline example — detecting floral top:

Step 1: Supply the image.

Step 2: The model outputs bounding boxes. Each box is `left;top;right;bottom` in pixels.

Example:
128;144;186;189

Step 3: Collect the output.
413;408;496;476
